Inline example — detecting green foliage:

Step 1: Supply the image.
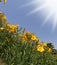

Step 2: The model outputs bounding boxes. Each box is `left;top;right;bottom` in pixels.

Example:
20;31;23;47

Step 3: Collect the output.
0;10;57;65
47;43;54;49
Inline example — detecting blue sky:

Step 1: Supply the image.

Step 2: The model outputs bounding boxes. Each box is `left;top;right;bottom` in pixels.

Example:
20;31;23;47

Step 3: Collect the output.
0;0;57;49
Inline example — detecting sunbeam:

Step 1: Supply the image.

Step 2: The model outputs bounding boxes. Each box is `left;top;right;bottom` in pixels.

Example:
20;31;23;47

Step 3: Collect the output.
53;14;57;31
27;4;47;15
20;0;44;8
20;0;57;30
42;12;53;25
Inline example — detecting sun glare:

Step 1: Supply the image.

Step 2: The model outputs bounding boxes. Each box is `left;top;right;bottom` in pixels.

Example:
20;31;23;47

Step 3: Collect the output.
36;0;57;30
21;0;57;30
45;0;57;13
42;0;57;30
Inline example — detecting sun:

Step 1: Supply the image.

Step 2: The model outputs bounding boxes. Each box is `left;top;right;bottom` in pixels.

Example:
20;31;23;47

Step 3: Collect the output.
45;0;57;12
21;0;57;30
43;0;57;30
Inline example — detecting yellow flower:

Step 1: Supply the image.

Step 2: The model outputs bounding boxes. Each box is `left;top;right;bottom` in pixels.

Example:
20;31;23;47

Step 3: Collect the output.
4;22;9;28
37;46;44;52
9;29;15;33
38;42;42;47
48;48;52;52
24;32;32;39
4;0;7;4
1;15;7;21
43;42;47;47
24;32;31;36
21;35;27;43
8;24;18;33
31;34;39;42
0;27;4;30
31;35;36;40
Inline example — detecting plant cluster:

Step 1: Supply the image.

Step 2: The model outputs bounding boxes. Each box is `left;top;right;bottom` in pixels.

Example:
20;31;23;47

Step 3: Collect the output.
0;12;57;65
0;0;57;65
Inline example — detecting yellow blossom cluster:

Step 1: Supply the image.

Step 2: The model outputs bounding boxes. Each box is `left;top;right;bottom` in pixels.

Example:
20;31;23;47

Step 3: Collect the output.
21;32;39;43
0;11;52;54
31;34;39;42
37;42;44;52
0;24;18;33
0;12;18;33
37;42;52;53
7;24;18;33
20;32;52;53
